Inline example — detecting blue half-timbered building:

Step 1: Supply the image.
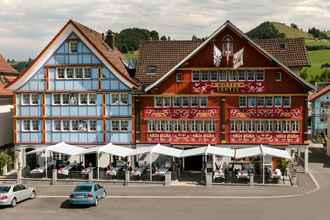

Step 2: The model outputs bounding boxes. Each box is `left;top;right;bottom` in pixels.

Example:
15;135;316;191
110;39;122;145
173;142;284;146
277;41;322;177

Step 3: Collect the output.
7;20;139;166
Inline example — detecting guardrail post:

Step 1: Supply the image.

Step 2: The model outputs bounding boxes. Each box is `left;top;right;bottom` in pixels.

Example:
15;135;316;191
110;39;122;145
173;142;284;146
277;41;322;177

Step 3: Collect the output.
249;174;254;185
164;172;172;186
88;168;93;182
205;172;212;186
124;171;130;185
51;169;57;185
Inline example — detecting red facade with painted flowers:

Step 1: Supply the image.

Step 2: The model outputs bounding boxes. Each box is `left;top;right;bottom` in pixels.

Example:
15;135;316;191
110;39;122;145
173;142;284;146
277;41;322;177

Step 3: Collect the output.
135;21;312;147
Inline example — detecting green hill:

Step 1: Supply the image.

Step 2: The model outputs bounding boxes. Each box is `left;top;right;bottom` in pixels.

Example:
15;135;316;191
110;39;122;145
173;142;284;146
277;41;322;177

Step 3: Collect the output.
303;50;330;81
270;22;313;39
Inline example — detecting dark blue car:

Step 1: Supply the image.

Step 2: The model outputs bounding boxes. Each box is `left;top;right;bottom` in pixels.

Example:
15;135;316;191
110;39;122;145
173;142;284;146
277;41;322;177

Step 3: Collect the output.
68;182;107;206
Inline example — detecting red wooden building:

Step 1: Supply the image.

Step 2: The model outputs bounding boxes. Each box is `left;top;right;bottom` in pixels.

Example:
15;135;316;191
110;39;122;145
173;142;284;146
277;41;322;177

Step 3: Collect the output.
135;21;313;150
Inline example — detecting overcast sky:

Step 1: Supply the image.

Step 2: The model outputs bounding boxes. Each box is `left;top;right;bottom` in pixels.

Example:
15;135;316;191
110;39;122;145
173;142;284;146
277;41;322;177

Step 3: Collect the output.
0;0;330;60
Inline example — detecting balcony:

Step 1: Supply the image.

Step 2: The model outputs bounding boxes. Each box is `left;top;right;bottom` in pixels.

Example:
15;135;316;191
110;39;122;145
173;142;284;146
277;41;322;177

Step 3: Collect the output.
143;107;219;119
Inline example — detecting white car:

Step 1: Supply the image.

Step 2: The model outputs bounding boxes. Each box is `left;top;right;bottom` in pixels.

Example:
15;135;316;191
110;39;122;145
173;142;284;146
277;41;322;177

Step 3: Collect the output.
0;183;36;207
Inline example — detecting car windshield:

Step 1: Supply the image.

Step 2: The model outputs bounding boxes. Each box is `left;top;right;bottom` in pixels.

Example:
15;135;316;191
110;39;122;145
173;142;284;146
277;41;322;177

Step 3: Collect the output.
74;185;92;192
0;186;11;193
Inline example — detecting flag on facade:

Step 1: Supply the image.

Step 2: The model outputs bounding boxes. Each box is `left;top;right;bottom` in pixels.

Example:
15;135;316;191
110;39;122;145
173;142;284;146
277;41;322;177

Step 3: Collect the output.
213;45;222;67
233;48;244;69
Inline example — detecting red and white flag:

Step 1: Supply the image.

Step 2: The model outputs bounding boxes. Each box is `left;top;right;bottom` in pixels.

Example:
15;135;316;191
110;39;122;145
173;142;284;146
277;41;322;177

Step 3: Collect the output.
233;48;244;69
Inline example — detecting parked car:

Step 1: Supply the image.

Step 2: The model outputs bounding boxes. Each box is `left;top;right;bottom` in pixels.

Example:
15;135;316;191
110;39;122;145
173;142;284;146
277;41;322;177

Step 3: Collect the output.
68;182;106;206
0;183;36;207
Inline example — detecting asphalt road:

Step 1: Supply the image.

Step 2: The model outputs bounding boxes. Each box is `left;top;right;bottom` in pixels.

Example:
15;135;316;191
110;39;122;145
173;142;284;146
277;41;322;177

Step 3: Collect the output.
0;148;329;220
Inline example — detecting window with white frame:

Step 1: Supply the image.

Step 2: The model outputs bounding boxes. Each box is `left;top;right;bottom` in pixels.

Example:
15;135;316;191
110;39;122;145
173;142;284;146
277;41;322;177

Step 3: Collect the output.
192;72;200;82
66;68;74;78
112;94;128;105
22;94;39;105
79;94;88;105
210;72;218;81
219;71;227;81
191;97;199;107
238;71;246;81
257;97;265;107
84;68;92;78
62;94;70;105
173;97;182;107
57;68;65;79
283;96;291;108
239;96;247;107
275;72;282;81
163;97;171;107
31;120;39;131
53;94;61;105
75;67;84;79
255;71;265;81
63;120;70;131
201;72;209;81
265;97;273;107
111;120;129;131
200;97;208;107
247;71;255;81
22;120;30;131
89;94;97;105
53;120;62;131
71;120;79;131
154;96;163;107
182;97;190;107
176;72;183;82
69;40;78;53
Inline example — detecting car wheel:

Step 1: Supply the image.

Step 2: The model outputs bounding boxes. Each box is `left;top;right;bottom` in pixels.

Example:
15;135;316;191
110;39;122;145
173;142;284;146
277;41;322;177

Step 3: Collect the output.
102;191;106;199
30;191;37;199
11;198;17;208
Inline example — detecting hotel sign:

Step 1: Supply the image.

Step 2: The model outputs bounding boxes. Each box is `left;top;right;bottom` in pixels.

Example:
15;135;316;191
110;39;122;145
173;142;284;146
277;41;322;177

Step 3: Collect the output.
192;81;265;94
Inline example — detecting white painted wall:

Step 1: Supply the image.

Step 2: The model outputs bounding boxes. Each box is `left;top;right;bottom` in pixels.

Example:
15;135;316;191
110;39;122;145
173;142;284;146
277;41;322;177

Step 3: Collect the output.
0;103;13;146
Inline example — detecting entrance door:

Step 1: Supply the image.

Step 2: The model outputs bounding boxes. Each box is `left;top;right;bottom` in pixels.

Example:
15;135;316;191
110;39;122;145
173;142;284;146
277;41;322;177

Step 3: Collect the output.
184;155;203;171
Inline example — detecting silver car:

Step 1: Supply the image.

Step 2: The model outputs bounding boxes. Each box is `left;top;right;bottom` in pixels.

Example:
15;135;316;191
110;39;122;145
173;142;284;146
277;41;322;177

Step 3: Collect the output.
0;183;36;207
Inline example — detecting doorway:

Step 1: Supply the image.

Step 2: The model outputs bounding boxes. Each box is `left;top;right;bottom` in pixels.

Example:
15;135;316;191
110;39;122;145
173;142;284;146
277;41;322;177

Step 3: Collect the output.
184;155;203;171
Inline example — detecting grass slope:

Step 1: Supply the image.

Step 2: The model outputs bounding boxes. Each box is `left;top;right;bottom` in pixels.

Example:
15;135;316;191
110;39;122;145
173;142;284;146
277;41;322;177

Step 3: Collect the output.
303;50;330;80
271;22;312;38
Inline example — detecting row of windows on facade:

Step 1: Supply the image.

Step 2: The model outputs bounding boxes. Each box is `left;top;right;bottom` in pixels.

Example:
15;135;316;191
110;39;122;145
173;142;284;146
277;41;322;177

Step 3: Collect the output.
230;120;300;133
147;120;216;132
21;119;130;132
21;93;129;106
188;70;276;82
154;96;208;108
56;67;92;79
239;96;291;108
53;120;129;132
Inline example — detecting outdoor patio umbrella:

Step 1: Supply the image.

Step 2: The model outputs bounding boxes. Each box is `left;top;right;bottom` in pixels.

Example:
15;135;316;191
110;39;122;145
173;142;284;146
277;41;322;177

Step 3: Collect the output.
234;145;292;184
129;144;184;181
83;143;135;179
26;142;86;178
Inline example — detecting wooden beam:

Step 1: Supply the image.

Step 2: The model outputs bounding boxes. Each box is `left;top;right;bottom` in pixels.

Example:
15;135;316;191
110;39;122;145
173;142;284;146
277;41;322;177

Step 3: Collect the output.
102;93;107;144
41;94;46;144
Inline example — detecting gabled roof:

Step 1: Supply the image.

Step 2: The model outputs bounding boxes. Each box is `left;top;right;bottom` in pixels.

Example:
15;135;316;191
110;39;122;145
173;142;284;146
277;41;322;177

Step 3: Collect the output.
0;54;17;75
0;75;16;96
7;20;139;91
136;40;202;85
309;85;330;102
254;38;310;68
142;20;314;92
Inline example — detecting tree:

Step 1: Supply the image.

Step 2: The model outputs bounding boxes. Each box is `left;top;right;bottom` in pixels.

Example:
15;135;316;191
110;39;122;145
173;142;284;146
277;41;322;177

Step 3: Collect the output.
104;29;116;49
160;35;168;41
109;28;160;53
308;27;328;39
247;22;286;39
291;23;298;29
0;152;11;175
299;68;308;80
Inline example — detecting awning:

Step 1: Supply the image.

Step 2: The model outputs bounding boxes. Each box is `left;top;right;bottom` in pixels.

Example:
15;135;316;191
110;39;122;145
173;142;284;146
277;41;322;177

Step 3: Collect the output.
83;143;134;157
130;144;184;158
235;145;291;160
46;142;86;156
180;145;235;158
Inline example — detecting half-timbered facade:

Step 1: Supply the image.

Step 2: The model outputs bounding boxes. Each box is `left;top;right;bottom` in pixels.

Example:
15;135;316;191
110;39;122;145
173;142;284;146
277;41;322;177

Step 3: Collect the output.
7;20;138;149
136;21;313;148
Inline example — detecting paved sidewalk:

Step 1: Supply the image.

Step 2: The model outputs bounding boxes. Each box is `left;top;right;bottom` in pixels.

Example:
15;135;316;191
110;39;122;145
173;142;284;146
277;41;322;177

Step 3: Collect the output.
1;172;314;198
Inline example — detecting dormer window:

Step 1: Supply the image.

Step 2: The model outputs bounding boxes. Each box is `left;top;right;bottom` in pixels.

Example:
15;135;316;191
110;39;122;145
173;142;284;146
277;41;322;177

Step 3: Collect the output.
146;65;157;75
280;42;287;50
222;35;233;55
69;40;78;53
